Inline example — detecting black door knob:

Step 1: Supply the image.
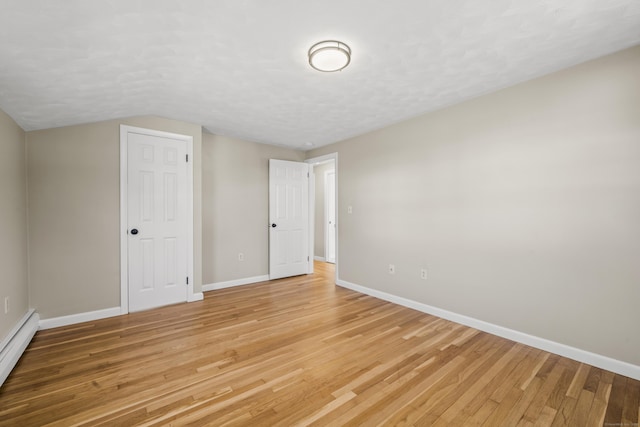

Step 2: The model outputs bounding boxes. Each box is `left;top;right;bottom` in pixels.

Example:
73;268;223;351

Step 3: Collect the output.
130;228;139;235
271;223;277;228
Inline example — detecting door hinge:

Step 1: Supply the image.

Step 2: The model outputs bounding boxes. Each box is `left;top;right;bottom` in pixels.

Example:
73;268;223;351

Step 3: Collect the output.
307;172;309;178
186;276;189;285
186;154;189;162
308;256;310;262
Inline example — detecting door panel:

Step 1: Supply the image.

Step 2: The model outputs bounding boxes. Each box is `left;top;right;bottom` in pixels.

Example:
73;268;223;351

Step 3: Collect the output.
269;159;309;279
141;238;154;290
128;132;188;311
164;237;177;285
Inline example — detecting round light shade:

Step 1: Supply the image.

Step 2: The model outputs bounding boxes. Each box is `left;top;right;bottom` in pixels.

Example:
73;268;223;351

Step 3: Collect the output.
308;40;351;72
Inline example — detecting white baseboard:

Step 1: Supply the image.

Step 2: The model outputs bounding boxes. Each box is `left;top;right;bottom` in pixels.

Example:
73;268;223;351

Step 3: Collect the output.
39;306;121;330
336;279;640;381
203;275;270;292
314;256;326;262
0;309;39;387
188;292;204;302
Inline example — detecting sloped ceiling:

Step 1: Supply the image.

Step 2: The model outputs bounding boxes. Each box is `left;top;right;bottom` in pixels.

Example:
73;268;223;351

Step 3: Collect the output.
0;0;639;149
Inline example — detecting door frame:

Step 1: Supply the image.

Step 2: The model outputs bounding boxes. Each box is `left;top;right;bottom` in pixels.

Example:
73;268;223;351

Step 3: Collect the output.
305;152;338;281
119;125;196;314
324;168;336;263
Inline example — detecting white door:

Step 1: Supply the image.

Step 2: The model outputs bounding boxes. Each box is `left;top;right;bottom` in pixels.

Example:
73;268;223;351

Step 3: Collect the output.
325;170;336;264
269;159;309;279
127;132;188;311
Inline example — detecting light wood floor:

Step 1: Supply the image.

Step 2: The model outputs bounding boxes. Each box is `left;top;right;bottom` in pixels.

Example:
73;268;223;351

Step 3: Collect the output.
1;262;639;426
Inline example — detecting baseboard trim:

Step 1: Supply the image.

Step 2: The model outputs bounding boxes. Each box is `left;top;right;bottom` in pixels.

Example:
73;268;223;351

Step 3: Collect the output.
314;256;326;262
336;279;640;381
0;309;39;387
203;275;270;292
188;292;204;302
39;307;122;330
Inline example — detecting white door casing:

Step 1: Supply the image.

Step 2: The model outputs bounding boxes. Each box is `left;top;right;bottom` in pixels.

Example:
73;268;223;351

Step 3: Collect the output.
120;125;195;313
269;159;310;280
325;169;336;264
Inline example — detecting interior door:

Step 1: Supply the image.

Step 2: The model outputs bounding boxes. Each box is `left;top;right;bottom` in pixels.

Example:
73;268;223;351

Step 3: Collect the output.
325;170;336;263
269;159;309;279
127;132;188;311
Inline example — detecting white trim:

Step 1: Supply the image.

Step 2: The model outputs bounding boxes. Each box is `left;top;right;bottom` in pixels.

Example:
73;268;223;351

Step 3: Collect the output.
323;168;336;263
120;126;128;313
120;125;195;314
188;292;203;302
314;256;326;262
203;275;270;292
336;279;640;381
0;310;39;387
306;153;337;164
39;307;122;330
308;166;316;274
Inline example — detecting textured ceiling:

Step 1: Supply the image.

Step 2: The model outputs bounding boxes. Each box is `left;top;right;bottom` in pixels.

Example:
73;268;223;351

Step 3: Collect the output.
0;0;639;150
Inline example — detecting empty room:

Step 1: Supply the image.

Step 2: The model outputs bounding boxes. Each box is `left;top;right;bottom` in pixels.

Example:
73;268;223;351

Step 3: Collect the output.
1;1;639;426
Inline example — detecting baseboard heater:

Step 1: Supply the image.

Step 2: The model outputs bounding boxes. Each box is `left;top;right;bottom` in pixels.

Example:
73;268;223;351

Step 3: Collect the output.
0;309;39;387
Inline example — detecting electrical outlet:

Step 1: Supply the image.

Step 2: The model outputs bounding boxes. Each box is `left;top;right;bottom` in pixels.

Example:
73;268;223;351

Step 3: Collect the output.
347;206;353;214
421;268;428;280
4;297;8;314
388;264;395;274
238;253;244;262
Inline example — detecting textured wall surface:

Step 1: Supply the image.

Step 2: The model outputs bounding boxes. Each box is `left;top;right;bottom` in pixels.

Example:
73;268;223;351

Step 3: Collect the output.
0;109;28;342
307;46;640;366
202;134;304;284
27;116;202;319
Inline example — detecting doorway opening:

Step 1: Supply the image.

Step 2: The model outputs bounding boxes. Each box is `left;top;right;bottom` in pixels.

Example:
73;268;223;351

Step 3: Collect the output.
267;153;338;283
306;153;338;283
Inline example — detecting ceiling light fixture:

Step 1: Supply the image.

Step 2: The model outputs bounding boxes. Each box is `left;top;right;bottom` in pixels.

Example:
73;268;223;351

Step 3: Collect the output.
308;40;351;72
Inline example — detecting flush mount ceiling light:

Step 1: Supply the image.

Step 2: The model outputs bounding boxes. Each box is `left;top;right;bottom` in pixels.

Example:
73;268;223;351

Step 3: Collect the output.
308;40;351;72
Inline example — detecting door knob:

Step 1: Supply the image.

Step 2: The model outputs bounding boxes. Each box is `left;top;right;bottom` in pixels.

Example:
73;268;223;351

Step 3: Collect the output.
271;223;277;228
130;228;139;235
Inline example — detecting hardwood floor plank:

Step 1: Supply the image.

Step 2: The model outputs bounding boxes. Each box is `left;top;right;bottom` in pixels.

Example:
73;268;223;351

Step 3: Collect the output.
622;374;640;425
546;361;580;411
587;378;612;426
533;406;558;427
567;389;595;427
465;398;500;426
566;363;591;399
603;374;627;425
521;360;565;423
0;261;637;426
435;341;522;423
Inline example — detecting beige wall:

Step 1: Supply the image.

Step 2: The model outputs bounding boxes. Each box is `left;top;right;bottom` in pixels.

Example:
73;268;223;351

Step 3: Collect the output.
26;116;202;319
307;46;640;366
202;134;304;284
0;110;29;341
313;161;335;258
